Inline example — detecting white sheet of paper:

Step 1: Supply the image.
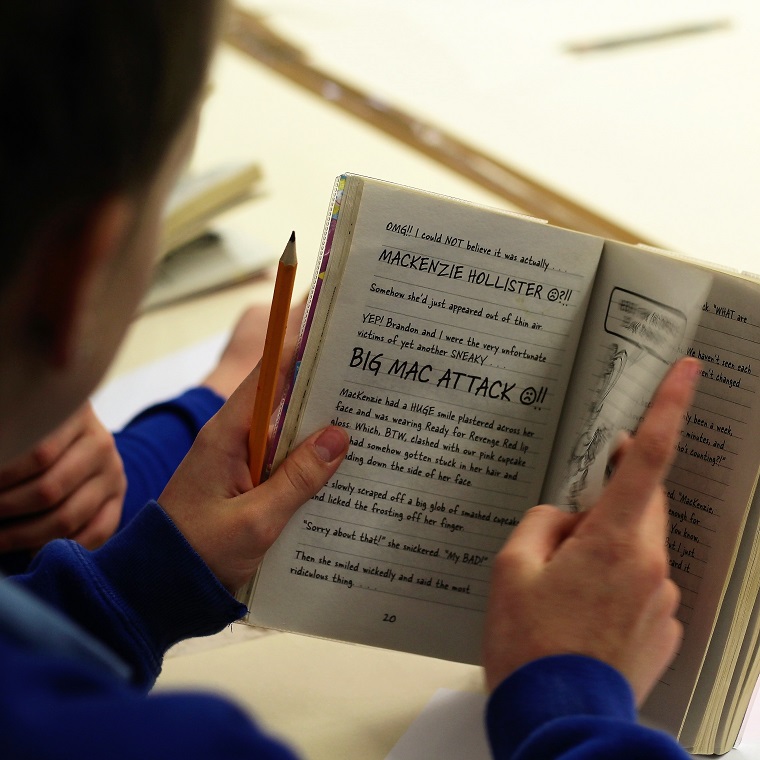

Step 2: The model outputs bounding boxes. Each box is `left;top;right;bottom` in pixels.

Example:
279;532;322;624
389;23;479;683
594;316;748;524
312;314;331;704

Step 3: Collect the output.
385;689;489;760
91;332;228;431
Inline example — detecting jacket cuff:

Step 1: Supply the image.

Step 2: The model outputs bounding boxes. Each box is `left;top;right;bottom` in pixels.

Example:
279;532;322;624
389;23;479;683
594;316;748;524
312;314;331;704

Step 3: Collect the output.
486;655;637;757
18;501;246;688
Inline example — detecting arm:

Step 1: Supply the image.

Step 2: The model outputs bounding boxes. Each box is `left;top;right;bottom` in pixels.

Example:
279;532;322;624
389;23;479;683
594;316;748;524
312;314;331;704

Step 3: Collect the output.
5;354;347;759
0;645;301;760
115;301;303;527
1;560;299;760
116;302;281;526
0;303;294;562
485;656;689;759
114;387;224;527
119;300;306;525
11;351;349;680
483;358;700;759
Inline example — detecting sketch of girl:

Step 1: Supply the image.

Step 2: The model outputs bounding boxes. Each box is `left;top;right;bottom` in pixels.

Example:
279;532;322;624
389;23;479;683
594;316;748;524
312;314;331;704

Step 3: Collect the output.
565;343;628;510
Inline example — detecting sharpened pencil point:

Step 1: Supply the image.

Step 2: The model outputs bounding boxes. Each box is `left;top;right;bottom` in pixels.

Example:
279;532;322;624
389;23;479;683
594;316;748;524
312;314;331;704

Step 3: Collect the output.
281;231;297;266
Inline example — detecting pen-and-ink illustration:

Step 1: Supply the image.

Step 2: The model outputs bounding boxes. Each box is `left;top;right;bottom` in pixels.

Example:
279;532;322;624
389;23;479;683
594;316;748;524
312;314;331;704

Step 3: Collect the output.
565;342;627;511
562;287;688;510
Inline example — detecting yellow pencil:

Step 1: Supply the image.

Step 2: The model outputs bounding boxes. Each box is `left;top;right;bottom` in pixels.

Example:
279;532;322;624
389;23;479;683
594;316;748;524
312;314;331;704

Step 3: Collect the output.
248;231;297;484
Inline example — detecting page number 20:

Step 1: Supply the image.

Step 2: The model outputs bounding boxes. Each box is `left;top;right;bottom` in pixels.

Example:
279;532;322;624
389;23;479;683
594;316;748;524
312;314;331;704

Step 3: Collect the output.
382;613;397;623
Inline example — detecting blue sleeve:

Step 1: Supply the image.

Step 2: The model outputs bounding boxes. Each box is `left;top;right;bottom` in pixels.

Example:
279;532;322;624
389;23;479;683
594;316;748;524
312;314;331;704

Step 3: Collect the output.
114;386;224;527
0;653;300;760
11;500;243;687
2;501;301;759
486;655;690;759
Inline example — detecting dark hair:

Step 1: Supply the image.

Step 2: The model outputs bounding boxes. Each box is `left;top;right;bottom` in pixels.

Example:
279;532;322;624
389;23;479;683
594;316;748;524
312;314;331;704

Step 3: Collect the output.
0;1;221;290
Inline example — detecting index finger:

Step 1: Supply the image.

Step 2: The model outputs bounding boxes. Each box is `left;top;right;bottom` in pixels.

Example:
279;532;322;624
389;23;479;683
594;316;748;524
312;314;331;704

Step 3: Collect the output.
582;357;700;532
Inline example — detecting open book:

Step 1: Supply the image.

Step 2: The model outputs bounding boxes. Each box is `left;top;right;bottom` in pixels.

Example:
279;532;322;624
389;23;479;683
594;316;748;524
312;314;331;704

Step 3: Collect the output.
241;174;760;755
143;162;272;310
161;161;262;255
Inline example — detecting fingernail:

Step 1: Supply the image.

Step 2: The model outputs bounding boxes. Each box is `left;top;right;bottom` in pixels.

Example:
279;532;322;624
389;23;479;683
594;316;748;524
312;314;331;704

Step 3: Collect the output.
679;357;702;383
314;427;348;462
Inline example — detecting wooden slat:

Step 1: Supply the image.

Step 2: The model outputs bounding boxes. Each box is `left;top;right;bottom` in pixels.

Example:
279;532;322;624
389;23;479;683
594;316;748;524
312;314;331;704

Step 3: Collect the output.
224;6;650;244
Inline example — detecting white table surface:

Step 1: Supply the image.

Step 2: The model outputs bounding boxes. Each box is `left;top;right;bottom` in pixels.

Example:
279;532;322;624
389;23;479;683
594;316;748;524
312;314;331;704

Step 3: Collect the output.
244;0;760;270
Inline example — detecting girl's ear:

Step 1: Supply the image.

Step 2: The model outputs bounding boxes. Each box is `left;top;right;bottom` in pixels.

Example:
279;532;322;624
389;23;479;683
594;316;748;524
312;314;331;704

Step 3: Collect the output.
27;197;133;368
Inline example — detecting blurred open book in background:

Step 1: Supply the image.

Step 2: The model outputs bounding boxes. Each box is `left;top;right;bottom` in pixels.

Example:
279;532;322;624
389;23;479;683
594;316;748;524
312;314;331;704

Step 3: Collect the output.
144;161;274;310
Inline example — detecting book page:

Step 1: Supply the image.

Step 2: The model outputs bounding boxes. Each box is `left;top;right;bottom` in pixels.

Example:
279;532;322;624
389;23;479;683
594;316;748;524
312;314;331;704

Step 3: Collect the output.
541;241;712;508
249;177;603;662
641;273;760;738
682;484;760;752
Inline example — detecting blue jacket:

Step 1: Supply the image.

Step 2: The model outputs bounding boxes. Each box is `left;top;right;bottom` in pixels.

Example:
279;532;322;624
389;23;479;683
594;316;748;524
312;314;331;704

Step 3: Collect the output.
0;387;691;758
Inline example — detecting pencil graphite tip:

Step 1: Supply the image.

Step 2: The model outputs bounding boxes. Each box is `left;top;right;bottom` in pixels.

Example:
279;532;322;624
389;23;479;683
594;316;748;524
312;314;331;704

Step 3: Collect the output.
281;230;297;266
